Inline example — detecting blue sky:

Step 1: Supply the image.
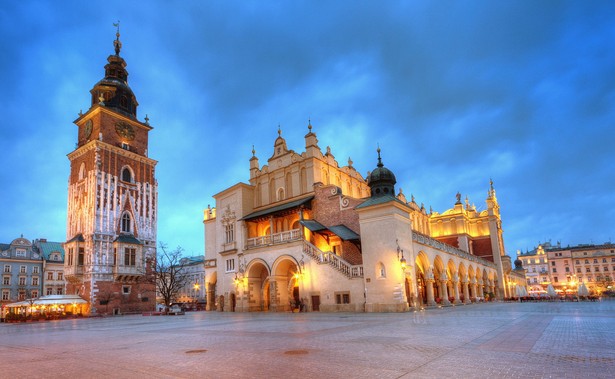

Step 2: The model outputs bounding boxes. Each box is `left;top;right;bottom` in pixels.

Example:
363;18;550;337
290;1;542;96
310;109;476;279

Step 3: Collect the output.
1;1;614;257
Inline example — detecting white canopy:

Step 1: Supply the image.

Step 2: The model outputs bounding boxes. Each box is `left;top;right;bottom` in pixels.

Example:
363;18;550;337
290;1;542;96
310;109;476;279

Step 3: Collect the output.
5;294;87;308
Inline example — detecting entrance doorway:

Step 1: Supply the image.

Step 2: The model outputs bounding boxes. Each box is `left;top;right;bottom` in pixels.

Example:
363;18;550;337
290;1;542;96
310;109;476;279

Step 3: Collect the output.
311;295;320;311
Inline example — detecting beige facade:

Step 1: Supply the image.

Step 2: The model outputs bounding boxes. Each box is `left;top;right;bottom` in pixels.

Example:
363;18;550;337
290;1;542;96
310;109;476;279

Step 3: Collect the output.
204;123;523;313
518;242;615;296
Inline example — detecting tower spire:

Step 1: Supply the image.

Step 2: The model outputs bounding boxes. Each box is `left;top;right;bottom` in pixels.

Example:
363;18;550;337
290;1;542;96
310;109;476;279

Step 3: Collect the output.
377;144;383;168
113;21;122;55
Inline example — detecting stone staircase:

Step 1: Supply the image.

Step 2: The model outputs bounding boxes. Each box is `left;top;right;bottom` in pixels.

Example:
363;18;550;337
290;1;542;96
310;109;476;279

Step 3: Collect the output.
303;240;363;278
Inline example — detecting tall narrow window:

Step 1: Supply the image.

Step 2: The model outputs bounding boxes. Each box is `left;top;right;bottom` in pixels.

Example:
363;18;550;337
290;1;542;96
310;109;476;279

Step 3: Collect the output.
121;213;132;233
225;223;235;244
78;248;84;265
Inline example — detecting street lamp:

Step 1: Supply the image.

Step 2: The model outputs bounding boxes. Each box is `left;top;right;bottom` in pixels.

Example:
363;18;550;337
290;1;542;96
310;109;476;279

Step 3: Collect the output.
396;239;407;270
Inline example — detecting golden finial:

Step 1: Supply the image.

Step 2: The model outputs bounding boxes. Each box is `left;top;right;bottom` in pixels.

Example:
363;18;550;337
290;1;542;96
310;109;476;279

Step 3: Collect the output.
113;21;122;55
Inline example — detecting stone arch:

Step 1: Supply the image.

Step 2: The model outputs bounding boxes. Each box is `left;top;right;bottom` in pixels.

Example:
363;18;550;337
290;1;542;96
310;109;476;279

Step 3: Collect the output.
206;271;217;311
433;256;447;303
272;255;301;312
245;259;271;312
415;251;430;306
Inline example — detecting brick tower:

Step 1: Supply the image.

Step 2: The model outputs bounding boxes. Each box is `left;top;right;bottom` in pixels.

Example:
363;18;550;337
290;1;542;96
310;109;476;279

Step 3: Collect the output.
64;27;157;315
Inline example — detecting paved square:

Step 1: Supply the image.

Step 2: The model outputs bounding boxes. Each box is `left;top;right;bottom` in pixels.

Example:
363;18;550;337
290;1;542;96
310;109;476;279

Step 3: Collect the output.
1;301;614;378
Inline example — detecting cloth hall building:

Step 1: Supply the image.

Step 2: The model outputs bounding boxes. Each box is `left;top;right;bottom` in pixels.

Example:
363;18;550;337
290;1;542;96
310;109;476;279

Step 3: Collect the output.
203;125;525;313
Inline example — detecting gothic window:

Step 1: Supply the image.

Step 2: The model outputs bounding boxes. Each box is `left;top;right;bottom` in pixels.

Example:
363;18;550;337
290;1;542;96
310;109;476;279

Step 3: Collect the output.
377;262;386;278
79;163;86;181
121;167;133;183
121;213;132;233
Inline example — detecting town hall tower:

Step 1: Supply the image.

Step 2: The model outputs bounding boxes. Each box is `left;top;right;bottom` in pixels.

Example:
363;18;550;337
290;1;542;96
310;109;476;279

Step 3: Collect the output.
64;28;157;315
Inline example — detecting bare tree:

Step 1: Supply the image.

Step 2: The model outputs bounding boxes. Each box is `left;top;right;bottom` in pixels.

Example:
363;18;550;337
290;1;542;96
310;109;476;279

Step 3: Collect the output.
153;243;191;311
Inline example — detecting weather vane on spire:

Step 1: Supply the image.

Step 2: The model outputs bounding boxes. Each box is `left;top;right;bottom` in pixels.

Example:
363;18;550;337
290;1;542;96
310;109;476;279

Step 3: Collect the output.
113;20;122;55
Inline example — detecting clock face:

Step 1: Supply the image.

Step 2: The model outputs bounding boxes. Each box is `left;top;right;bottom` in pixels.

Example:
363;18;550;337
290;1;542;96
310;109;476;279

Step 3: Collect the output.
84;119;93;138
115;121;135;141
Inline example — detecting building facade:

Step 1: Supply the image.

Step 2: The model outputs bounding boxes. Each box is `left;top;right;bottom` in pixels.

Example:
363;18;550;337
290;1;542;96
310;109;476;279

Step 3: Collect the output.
203;124;524;313
519;242;615;296
175;256;206;306
33;239;66;296
63;30;158;315
1;237;43;304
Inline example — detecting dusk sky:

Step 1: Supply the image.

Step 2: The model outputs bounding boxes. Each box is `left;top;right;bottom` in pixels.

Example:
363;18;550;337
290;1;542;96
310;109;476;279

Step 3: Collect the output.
1;1;614;258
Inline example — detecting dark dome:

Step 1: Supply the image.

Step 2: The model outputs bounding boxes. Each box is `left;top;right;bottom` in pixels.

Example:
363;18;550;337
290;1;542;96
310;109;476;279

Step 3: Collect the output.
88;33;139;119
367;148;396;197
514;258;523;270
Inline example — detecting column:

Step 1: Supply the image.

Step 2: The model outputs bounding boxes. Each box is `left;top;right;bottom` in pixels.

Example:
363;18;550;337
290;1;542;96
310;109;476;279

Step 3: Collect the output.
440;272;450;305
470;279;478;302
478;279;485;298
462;277;471;304
426;278;436;306
452;274;461;304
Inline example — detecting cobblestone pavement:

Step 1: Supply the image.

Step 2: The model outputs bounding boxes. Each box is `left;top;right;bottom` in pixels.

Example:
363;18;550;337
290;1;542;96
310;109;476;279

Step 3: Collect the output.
1;301;614;379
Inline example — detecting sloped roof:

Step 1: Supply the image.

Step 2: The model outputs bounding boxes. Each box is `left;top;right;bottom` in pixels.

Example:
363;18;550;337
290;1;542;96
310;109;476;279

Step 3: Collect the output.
113;234;142;245
38;241;65;260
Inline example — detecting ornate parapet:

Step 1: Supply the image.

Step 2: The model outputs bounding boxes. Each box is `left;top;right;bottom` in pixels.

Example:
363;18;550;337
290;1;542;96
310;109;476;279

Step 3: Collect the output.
412;232;497;269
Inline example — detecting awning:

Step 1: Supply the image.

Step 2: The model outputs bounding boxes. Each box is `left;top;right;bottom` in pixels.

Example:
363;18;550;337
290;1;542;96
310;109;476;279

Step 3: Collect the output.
300;220;360;241
328;225;360;241
299;220;327;232
242;196;314;221
5;295;88;308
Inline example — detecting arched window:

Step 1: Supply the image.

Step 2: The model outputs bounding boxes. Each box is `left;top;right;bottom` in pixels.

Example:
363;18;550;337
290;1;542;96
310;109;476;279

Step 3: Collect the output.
121;213;132;233
78;163;86;181
277;188;285;201
377;262;386;279
121;167;132;183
